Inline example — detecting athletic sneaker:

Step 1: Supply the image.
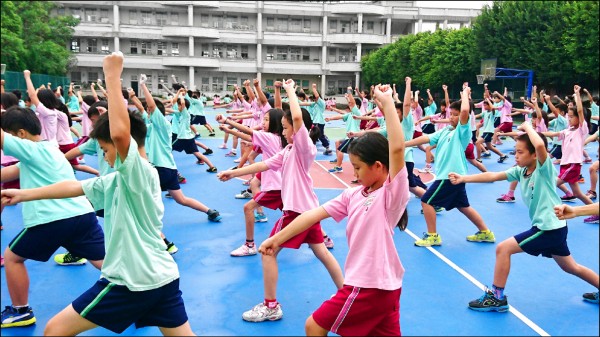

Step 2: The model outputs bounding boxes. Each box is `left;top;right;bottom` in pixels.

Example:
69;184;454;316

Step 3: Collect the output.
468;288;509;312
328;166;343;173
329;159;337;164
166;242;178;255
496;194;515;203
418;165;434;173
78;158;86;164
579;175;585;183
209;132;216;137
323;149;333;155
482;152;491;158
196;160;205;165
1;305;36;328
585;190;597;200
206;167;218;173
207;209;222;222
203;149;213;155
255;213;268;223
466;231;496;243
242;302;283;322
235;190;253;199
582;291;599;304
53;252;87;266
324;237;334;249
178;176;187;184
560;195;577;202
225;151;237;157
420;206;445;214
476;158;483;163
219;144;228;149
414;233;442;247
165;193;173;199
230;244;257;257
497;155;509;163
509;150;516;155
583;158;593;164
234;158;241;163
583;215;599;224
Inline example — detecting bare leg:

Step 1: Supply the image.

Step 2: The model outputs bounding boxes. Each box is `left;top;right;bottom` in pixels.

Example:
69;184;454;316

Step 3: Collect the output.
192;152;215;169
421;202;438;233
262;247;282;299
557;178;571;195
72;165;99;176
159;321;196;336
553;255;600;288
243;199;260;241
305;315;329;336
3;248;29;306
169;189;210;213
409;186;426;199
467;158;487;172
309;243;344;290
44;304;98;336
457;206;489;231
475;137;484;159
589;161;599;194
249;177;264;215
485;142;505;157
569;182;593;205
492;237;524;288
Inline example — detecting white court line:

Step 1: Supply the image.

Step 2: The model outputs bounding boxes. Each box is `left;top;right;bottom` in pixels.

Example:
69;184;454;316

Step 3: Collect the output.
314;161;550;337
314;160;354;188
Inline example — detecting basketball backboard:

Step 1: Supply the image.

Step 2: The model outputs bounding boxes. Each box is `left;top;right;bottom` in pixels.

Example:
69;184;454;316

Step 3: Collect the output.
480;58;497;80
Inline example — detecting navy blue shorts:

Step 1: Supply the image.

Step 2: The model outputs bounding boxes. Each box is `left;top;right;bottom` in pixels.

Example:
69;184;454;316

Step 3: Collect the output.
172;138;199;154
549;144;562;159
337;138;355;153
481;132;494;143
471;130;477;144
171;133;178;143
95;209;104;218
8;212;105;262
514;225;570;258
72;278;188;334
406;162;427;189
156;166;180;191
421;180;469;211
494;117;500;128
422;123;436;134
191;115;207;125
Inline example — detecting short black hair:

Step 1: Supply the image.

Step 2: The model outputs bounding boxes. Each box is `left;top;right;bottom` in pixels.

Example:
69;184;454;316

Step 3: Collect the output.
89;110;147;147
87;101;108;119
516;131;548;154
38;89;60;110
11;90;22;100
449;101;462;111
1;93;19;110
1;106;42;135
82;95;96;106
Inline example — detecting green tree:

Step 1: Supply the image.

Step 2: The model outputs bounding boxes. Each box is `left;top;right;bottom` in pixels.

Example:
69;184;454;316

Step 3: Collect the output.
1;1;79;75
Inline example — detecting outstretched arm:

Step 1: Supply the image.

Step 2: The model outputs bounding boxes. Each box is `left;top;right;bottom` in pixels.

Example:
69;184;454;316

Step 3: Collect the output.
573;85;585;127
103;52;130;161
1;180;84;206
24;70;40;106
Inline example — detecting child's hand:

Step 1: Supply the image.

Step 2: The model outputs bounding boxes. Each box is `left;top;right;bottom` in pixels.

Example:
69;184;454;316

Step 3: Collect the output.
574;85;580;94
215;114;226;123
1;189;24;206
274;81;282;88
139;74;147;85
426;88;430;94
258;237;279;256
442;84;447;91
531;97;537;103
97;79;103;87
24;70;31;77
282;79;295;91
447;172;464;185
325;117;330;122
102;52;124;78
554;204;575;220
253;78;260;86
217;170;235;182
373;84;392;102
517;121;531;131
97;106;108;114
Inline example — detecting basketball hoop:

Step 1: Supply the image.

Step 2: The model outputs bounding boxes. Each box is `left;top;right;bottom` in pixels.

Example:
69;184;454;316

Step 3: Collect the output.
476;74;486;85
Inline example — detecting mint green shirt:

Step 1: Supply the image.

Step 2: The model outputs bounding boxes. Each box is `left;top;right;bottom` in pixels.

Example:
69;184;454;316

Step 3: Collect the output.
343;107;362;133
482;110;495;133
591;102;598;126
82;138;179;291
145;108;177;169
549;114;568;146
185;94;205;116
423;102;437;125
170;104;180;136
79;138;114;176
223;97;232;104
67;95;80;112
505;158;566;230
3;134;94;228
493;101;502;119
173;105;194;140
401;112;415;163
429;121;470;179
311;98;326;125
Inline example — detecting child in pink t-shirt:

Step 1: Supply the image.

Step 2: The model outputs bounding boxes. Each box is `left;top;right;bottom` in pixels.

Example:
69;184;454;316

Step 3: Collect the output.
218;79;344;323
259;81;410;336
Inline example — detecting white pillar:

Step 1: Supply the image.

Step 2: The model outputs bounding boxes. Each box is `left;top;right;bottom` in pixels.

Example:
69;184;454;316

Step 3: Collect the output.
322;45;327;69
418;18;423;33
443;19;448;30
257;72;262;83
188;5;193;26
189;36;194;57
188;66;195;89
151;70;158;96
257;43;262;68
323;15;328;39
356;43;361;62
386;17;392;43
114;37;120;52
113;4;119;31
321;74;326;95
355;72;360;89
257;12;262;39
357;13;363;33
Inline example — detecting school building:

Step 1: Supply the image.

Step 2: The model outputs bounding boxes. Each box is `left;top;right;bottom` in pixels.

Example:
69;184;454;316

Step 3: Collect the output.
55;1;480;97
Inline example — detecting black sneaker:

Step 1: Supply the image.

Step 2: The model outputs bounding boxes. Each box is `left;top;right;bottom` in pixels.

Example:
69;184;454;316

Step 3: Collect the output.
203;149;213;155
323;149;333;155
497;155;509;163
560;195;577;202
166;242;178;255
582;291;599;304
207;209;222;222
207;167;218;173
468;288;509;312
509;150;516;155
209;132;216;137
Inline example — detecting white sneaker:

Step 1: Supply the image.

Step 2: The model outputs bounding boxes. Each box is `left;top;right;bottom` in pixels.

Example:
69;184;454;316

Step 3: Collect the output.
242;302;283;322
235;190;253;199
78;158;85;164
230;244;257;257
233;158;241;163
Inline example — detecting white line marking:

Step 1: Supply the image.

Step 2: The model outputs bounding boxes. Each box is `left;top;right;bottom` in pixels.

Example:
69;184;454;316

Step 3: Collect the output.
315;160;550;336
314;161;354;188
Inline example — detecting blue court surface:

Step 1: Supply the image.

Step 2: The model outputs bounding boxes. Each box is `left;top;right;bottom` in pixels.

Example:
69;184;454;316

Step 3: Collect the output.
1;107;598;336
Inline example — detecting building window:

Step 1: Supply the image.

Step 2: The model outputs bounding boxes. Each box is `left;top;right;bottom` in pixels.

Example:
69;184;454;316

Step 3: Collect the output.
156;12;167;26
276;46;287;61
276;18;287;31
201;77;209;91
212;15;222;28
129;10;137;24
157;41;167;55
226;45;237;58
71;8;82;20
290;47;301;61
141;11;152;25
88;72;98;83
100;9;109;23
131;75;138;82
71;39;80;53
266;17;274;29
171;12;179;25
201;43;209;57
158;74;168;86
241;45;248;59
101;39;110;53
130;41;138;54
213;45;223;58
85;8;97;22
266;46;274;60
57;7;65;16
87;39;98;53
266;79;274;87
171;43;179;56
341;21;350;33
302;47;311;61
304;19;311;30
290;18;302;32
302;80;309;90
71;72;81;83
227;77;237;90
201;14;209;27
367;21;374;31
212;77;223;91
329;19;337;32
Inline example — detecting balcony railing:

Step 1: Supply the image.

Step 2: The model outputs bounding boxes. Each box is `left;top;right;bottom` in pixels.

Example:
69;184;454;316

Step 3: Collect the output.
205;21;256;31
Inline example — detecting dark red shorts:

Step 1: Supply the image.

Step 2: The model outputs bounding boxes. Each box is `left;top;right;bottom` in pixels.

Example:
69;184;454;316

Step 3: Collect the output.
465;143;475;160
499;122;513;133
413;131;423;139
270;211;323;249
312;285;402;336
559;164;582;184
253;190;283;210
252;145;263;154
1;161;20;189
59;143;79;165
256;172;261;181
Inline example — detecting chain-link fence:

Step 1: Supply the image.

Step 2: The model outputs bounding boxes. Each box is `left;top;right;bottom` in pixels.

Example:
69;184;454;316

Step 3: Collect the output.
1;71;71;99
